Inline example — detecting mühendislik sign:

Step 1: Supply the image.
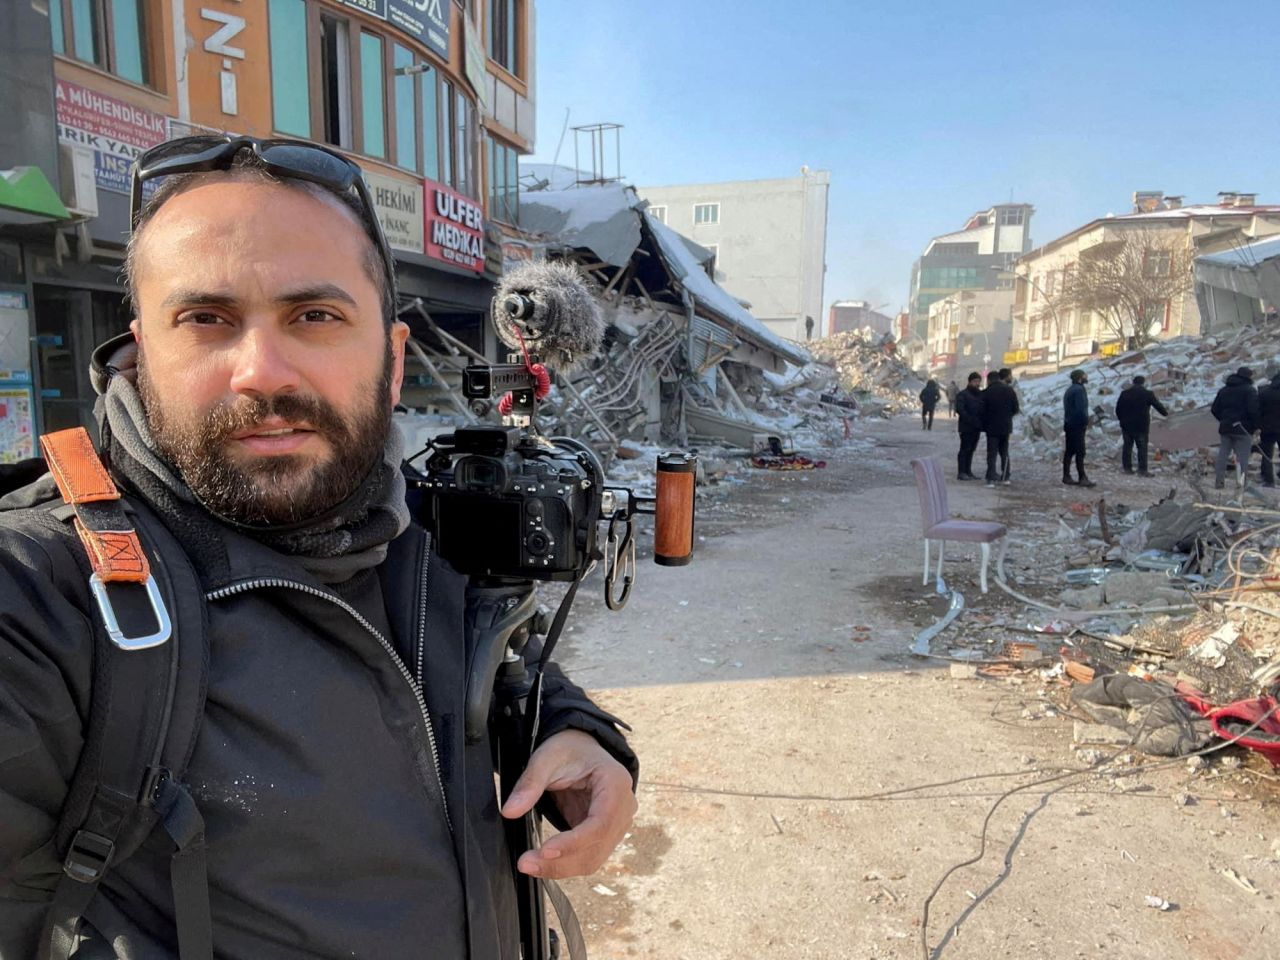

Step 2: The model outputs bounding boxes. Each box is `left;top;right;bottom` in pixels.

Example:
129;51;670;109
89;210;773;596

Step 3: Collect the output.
425;180;484;273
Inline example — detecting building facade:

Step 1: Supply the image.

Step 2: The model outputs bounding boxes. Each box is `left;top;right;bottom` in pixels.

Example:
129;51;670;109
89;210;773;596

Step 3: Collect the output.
637;170;830;343
0;0;536;459
828;299;894;337
924;289;1014;379
1009;192;1280;373
907;203;1033;343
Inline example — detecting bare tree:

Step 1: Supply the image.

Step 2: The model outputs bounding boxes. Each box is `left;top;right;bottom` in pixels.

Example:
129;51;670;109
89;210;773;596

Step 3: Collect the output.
1046;228;1194;348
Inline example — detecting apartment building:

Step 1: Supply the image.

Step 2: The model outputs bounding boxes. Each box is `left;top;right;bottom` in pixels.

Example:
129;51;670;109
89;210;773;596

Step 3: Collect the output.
908;203;1034;341
925;288;1015;379
1010;192;1280;372
637;170;830;342
0;0;535;456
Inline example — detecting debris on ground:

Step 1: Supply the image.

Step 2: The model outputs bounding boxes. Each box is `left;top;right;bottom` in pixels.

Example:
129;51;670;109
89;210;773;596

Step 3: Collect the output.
805;328;925;417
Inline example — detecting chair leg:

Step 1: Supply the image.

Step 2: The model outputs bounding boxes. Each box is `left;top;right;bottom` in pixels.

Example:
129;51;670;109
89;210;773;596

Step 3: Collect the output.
997;537;1008;580
923;539;930;585
980;541;991;594
936;539;945;582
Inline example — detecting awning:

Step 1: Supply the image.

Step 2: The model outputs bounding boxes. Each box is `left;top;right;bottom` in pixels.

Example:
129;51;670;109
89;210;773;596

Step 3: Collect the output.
0;167;70;221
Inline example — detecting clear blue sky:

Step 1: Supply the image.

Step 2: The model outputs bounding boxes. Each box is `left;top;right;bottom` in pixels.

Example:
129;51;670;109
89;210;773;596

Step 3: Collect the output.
529;0;1280;320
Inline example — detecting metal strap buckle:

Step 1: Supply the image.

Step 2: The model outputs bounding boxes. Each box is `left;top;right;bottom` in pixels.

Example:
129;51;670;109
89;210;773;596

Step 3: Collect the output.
89;572;173;651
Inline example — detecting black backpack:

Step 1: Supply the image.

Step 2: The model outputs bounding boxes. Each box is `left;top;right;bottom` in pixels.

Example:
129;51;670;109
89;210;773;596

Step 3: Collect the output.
1;450;213;960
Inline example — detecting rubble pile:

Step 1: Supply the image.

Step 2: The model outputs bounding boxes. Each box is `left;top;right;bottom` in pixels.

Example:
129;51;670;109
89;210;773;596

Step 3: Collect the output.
918;484;1280;768
1015;325;1280;468
805;328;926;417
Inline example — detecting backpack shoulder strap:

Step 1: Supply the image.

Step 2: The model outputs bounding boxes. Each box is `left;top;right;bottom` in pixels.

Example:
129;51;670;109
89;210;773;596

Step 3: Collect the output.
34;428;212;960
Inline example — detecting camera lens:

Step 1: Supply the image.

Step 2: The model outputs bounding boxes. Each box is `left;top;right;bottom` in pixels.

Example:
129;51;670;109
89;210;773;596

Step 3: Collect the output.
526;531;550;556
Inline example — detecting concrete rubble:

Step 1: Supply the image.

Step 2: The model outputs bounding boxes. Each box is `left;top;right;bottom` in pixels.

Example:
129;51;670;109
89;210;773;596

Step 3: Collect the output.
805;327;926;417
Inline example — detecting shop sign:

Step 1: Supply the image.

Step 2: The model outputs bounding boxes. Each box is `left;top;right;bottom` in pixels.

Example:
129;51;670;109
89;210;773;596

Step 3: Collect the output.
463;14;489;111
1027;347;1048;363
1003;348;1030;365
930;353;955;368
338;0;388;16
388;0;450;61
365;170;424;254
55;80;168;194
1100;340;1124;357
425;179;484;273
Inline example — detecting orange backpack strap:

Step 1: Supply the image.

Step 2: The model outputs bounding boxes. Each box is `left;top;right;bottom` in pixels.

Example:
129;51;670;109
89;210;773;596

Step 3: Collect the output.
39;428;171;650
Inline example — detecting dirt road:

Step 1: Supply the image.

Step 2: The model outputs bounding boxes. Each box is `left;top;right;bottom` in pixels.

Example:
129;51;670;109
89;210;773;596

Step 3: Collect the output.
555;416;1279;960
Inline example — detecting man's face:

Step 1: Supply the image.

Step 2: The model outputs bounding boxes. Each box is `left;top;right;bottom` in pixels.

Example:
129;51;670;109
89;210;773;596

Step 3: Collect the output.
131;178;409;525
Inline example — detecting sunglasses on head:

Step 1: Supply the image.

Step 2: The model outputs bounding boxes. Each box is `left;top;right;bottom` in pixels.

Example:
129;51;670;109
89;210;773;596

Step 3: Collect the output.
129;135;397;298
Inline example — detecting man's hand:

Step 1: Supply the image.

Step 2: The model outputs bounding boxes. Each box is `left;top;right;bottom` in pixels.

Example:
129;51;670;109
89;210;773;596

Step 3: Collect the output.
500;729;637;880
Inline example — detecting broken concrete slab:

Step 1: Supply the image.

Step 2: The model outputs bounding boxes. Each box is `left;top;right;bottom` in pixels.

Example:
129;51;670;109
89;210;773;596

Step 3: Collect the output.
1102;570;1188;606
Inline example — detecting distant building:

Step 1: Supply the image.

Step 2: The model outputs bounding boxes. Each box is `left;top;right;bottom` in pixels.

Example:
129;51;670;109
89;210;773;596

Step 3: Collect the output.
1011;191;1280;371
925;289;1015;379
908;203;1035;341
829;300;895;336
638;171;830;342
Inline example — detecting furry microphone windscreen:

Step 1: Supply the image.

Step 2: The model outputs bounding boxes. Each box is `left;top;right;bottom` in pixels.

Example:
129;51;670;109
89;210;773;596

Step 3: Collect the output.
491;260;605;371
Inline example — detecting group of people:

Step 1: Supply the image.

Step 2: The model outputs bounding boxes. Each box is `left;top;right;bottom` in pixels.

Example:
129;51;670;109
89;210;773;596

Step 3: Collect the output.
935;361;1280;492
949;368;1021;486
1209;365;1280;488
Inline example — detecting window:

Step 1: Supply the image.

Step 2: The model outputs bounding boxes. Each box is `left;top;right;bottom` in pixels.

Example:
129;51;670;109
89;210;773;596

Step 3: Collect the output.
320;15;353;149
1031;278;1039;302
488;0;522;76
51;0;150;86
649;205;667;224
1072;310;1090;336
999;208;1025;226
918;266;981;289
487;135;520;224
965;305;976;324
421;67;441;180
1161;300;1172;332
441;80;455;186
694;202;719;225
455;87;475;198
359;33;386;159
1045;270;1056;296
1144;249;1172;277
1063;262;1076;290
269;0;310;137
393;44;417;171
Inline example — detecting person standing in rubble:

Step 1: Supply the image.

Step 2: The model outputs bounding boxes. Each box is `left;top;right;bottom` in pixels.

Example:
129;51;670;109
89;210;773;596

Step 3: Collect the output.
1062;369;1097;488
1211;366;1260;489
1256;369;1280;488
945;380;959;418
919;378;941;430
1114;375;1169;476
981;369;1019;487
954;371;984;480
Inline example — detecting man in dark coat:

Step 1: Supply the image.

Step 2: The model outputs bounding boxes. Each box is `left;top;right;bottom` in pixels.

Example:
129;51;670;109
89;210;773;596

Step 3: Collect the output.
954;371;984;480
919;379;941;430
981;369;1020;486
0;141;637;958
1113;375;1169;476
1062;369;1096;487
1257;370;1280;487
945;380;959;418
1211;366;1260;489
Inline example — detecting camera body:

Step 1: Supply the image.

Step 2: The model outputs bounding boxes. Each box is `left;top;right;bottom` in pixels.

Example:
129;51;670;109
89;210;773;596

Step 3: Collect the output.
415;425;601;581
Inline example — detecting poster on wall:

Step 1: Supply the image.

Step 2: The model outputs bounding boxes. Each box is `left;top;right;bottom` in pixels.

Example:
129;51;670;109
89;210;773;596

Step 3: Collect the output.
388;0;450;62
338;0;388;16
55;80;168;194
424;179;484;273
0;385;35;464
364;170;425;254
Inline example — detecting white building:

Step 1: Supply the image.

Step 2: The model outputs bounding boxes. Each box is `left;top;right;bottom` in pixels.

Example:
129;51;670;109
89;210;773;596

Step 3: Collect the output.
637;170;830;342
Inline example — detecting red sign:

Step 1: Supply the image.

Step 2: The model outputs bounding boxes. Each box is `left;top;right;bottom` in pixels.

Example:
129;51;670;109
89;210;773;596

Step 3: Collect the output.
424;179;485;273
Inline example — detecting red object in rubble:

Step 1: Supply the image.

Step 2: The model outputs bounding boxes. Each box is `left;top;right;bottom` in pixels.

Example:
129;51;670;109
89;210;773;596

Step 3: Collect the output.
1207;697;1280;767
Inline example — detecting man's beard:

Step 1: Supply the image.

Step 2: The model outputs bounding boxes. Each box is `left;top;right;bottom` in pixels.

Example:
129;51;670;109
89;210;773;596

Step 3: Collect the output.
136;350;393;526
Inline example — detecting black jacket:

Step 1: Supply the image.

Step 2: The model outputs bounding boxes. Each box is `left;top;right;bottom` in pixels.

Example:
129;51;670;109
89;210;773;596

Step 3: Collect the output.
1114;385;1169;434
955;385;985;433
1258;380;1280;435
920;381;941;408
1211;374;1260;436
0;477;635;959
980;381;1020;435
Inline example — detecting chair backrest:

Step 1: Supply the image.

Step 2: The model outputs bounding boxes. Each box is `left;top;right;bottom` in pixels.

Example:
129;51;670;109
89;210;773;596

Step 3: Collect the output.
911;457;949;532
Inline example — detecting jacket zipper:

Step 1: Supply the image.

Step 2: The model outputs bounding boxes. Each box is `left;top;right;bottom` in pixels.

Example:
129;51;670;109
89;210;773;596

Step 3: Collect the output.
416;533;432;687
206;576;453;835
